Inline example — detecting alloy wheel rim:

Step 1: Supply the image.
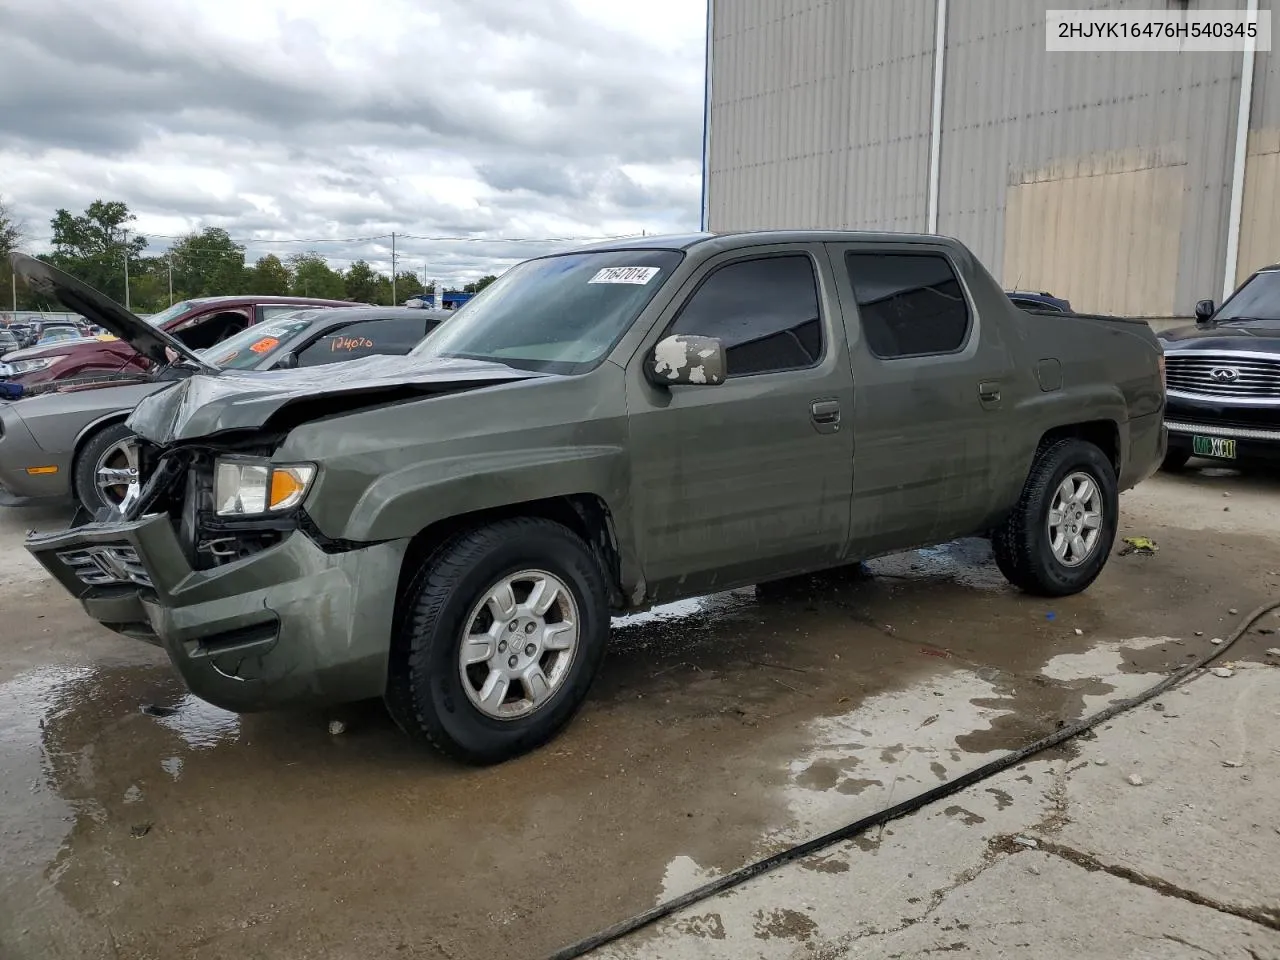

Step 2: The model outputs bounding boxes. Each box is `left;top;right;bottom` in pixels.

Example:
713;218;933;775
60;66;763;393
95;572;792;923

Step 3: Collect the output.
1046;471;1103;567
457;569;580;720
94;437;140;508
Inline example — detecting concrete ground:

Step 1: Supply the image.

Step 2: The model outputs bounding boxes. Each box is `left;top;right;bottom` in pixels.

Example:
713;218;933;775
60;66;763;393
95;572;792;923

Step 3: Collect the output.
1;462;1278;960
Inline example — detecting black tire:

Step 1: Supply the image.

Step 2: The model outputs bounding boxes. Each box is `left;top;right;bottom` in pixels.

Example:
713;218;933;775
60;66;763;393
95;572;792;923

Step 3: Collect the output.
1159;447;1192;472
73;421;138;516
386;517;611;765
991;438;1119;597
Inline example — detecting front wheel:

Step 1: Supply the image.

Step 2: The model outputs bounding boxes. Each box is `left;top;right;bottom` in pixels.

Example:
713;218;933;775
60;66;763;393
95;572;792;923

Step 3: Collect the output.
73;422;140;516
386;517;611;764
992;438;1119;597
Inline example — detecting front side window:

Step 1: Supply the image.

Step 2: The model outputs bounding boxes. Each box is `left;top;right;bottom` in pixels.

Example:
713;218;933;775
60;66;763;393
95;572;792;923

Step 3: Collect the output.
297;317;434;367
413;250;683;374
667;254;823;377
845;253;971;359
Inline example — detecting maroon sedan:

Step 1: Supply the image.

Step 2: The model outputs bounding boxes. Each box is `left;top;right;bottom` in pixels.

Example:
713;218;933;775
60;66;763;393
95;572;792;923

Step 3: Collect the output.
3;295;365;387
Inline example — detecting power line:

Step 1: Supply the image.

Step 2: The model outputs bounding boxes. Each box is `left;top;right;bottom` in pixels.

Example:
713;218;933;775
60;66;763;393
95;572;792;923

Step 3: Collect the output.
28;230;646;246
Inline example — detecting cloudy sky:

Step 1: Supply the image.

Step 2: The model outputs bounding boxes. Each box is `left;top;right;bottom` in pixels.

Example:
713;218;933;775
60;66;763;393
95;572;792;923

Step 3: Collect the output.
0;0;707;288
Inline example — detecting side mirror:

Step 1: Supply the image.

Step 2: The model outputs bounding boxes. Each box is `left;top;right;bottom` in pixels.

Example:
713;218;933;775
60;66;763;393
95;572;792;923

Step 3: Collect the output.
1194;299;1215;323
273;352;299;370
646;334;727;387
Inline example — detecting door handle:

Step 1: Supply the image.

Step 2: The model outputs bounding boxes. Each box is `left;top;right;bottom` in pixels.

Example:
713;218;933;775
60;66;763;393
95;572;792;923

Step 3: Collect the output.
810;399;841;424
978;381;1001;403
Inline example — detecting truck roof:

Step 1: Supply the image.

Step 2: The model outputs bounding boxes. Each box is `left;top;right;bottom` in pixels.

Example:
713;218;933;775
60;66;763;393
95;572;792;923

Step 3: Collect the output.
574;229;958;254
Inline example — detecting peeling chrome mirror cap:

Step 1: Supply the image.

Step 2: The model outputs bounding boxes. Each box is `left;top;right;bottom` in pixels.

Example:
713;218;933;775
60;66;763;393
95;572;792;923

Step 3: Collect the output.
646;334;727;387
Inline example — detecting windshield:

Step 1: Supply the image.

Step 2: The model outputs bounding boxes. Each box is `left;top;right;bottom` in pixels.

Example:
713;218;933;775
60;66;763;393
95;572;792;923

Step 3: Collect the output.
412;250;684;374
1217;271;1280;322
197;315;315;370
145;300;200;328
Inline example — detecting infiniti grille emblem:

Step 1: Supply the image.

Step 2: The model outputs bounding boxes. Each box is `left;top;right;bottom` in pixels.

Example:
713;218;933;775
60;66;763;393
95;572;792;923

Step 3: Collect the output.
1209;366;1240;383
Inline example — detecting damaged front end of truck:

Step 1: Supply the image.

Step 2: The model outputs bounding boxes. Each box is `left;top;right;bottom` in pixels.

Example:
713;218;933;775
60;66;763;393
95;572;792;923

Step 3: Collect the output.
13;253;546;709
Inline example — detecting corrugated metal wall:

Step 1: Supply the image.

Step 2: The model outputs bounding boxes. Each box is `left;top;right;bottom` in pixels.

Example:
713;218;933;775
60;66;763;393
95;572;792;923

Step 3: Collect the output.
707;0;1269;316
707;0;936;232
1240;7;1280;284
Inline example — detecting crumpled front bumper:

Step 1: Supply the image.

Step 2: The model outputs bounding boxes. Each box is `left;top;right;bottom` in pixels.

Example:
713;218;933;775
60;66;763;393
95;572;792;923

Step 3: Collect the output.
26;514;408;711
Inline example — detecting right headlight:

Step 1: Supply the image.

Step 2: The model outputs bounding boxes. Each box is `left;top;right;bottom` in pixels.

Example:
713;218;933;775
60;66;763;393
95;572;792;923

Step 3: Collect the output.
8;356;60;374
213;457;317;517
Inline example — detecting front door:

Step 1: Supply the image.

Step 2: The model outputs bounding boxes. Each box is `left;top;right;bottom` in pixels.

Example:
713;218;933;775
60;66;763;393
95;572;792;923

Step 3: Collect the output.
825;243;1015;557
625;245;856;600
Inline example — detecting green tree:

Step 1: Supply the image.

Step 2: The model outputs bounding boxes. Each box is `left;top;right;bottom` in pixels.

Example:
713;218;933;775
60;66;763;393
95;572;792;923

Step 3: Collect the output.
48;200;147;304
288;252;345;300
464;274;498;294
343;259;381;303
168;227;246;298
371;274;393;305
394;270;424;301
127;257;173;313
0;196;26;312
247;254;291;296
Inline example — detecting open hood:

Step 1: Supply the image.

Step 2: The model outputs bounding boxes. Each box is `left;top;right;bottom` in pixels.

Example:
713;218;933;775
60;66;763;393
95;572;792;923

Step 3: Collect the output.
8;253;216;374
126;353;551;444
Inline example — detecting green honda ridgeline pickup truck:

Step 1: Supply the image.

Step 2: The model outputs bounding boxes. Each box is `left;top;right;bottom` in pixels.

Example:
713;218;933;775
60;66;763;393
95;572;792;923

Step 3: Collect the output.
15;234;1166;764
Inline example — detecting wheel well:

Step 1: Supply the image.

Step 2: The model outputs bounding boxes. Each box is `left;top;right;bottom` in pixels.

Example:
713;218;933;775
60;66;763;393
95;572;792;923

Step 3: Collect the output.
394;495;626;613
1039;420;1120;474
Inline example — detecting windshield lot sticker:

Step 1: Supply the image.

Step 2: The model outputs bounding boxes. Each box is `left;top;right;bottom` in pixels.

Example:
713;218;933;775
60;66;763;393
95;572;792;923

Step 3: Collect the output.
249;336;280;354
588;266;660;285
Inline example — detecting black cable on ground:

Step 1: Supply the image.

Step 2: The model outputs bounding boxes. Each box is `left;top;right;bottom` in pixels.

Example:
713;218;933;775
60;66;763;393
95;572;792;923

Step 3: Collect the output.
546;598;1280;960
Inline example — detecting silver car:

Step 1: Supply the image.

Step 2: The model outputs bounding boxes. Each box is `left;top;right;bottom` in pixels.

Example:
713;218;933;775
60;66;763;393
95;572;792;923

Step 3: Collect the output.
1;304;449;514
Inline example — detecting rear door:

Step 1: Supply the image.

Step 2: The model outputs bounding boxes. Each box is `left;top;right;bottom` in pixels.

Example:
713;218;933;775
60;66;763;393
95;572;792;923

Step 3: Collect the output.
826;242;1015;556
625;244;855;599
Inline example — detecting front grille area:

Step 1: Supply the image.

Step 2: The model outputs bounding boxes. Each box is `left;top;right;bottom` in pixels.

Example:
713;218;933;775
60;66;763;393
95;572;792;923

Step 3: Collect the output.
57;545;153;587
1165;354;1280;398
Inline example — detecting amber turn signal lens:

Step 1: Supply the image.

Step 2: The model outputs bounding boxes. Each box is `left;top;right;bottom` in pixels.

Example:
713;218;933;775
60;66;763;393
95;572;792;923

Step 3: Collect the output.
269;468;308;510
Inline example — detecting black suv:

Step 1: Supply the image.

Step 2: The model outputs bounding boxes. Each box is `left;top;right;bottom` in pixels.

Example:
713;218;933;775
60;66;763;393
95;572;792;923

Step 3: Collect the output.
1159;267;1280;468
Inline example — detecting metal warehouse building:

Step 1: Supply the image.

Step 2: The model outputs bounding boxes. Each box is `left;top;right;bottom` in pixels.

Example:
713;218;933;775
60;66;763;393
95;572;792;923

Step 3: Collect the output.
701;0;1280;317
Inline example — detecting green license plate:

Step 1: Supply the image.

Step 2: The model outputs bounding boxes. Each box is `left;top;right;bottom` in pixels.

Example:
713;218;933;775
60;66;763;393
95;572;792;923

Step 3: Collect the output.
1192;435;1236;459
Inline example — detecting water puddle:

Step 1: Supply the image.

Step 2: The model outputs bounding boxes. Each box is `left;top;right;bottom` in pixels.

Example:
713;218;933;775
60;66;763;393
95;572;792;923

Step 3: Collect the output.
0;667;88;892
149;694;241;750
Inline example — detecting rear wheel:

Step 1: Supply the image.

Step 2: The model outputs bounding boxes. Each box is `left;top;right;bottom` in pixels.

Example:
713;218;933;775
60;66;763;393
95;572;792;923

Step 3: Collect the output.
992;438;1119;597
386;517;610;765
73;422;140;516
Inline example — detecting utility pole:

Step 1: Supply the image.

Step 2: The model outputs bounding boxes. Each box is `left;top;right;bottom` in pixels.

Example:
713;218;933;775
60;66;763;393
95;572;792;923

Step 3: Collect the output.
167;252;174;306
122;229;131;310
390;232;397;304
11;268;16;313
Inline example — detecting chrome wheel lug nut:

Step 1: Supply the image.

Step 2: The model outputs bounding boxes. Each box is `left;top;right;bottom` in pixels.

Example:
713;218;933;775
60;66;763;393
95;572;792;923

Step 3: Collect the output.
525;643;536;656
508;655;518;669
